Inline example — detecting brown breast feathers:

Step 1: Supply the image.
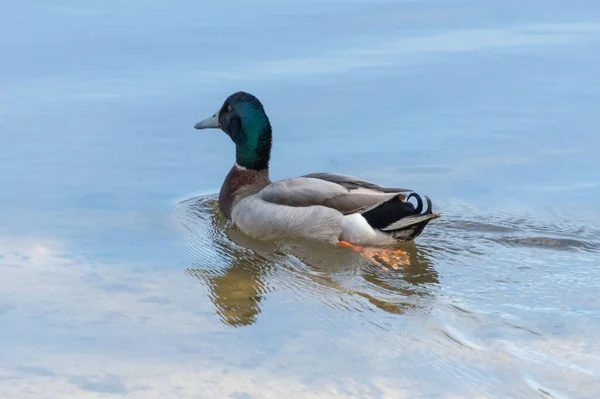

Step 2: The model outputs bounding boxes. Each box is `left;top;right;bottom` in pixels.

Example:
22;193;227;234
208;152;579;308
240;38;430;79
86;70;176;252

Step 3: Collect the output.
218;164;270;219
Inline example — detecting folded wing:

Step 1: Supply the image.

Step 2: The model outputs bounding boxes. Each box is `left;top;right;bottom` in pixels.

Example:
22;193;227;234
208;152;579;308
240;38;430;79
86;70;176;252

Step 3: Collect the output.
259;173;411;215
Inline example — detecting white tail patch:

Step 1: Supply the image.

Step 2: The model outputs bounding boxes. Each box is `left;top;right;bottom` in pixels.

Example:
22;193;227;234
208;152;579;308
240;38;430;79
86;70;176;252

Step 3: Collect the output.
340;214;397;246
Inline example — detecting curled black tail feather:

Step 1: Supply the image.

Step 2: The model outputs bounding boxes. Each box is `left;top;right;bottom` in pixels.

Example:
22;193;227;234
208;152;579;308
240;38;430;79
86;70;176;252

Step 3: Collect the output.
425;195;432;214
362;192;431;230
407;193;423;214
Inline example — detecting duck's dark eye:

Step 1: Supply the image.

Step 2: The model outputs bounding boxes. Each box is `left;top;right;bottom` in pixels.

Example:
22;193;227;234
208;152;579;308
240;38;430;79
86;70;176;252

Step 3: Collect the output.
227;104;233;112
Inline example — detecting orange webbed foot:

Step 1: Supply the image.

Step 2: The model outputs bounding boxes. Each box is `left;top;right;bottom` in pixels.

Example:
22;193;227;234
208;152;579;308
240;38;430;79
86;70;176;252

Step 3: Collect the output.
337;241;409;270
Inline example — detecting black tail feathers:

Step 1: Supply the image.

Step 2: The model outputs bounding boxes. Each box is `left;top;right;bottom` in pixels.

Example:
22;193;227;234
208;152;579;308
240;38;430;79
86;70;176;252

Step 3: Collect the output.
362;192;434;229
361;192;439;242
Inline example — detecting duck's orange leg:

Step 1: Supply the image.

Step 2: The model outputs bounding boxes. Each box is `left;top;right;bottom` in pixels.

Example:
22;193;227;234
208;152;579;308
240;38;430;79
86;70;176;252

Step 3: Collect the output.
337;240;364;252
337;241;410;269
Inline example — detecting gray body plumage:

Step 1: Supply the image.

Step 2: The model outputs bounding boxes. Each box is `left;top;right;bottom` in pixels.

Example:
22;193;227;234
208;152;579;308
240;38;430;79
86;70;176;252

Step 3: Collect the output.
226;167;440;246
232;193;344;243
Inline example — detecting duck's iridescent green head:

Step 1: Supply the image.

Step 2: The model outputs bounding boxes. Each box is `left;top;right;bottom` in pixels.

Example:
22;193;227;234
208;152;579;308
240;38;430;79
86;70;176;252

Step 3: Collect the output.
194;91;272;171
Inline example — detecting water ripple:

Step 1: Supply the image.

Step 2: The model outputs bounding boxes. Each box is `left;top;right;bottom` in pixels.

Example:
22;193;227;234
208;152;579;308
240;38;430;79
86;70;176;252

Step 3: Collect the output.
169;193;600;397
173;194;441;326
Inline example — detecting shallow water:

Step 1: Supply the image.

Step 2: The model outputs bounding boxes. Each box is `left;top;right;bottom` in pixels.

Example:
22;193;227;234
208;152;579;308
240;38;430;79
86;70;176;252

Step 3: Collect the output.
2;1;600;398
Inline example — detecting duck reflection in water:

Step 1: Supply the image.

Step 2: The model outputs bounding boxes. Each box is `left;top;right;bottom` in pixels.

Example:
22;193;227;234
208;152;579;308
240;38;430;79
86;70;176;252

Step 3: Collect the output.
177;195;439;327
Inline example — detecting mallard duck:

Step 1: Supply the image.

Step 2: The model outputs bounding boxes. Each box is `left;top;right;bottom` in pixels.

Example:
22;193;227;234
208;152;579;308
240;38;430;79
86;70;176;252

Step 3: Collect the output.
193;91;441;266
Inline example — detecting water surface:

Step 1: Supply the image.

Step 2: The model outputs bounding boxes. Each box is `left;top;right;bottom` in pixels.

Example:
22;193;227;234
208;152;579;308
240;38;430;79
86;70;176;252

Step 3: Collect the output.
1;1;600;398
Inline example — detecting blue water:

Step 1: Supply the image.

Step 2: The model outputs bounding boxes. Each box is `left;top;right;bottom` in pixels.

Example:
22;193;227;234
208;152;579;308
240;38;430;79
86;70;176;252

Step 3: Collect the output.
1;1;600;398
